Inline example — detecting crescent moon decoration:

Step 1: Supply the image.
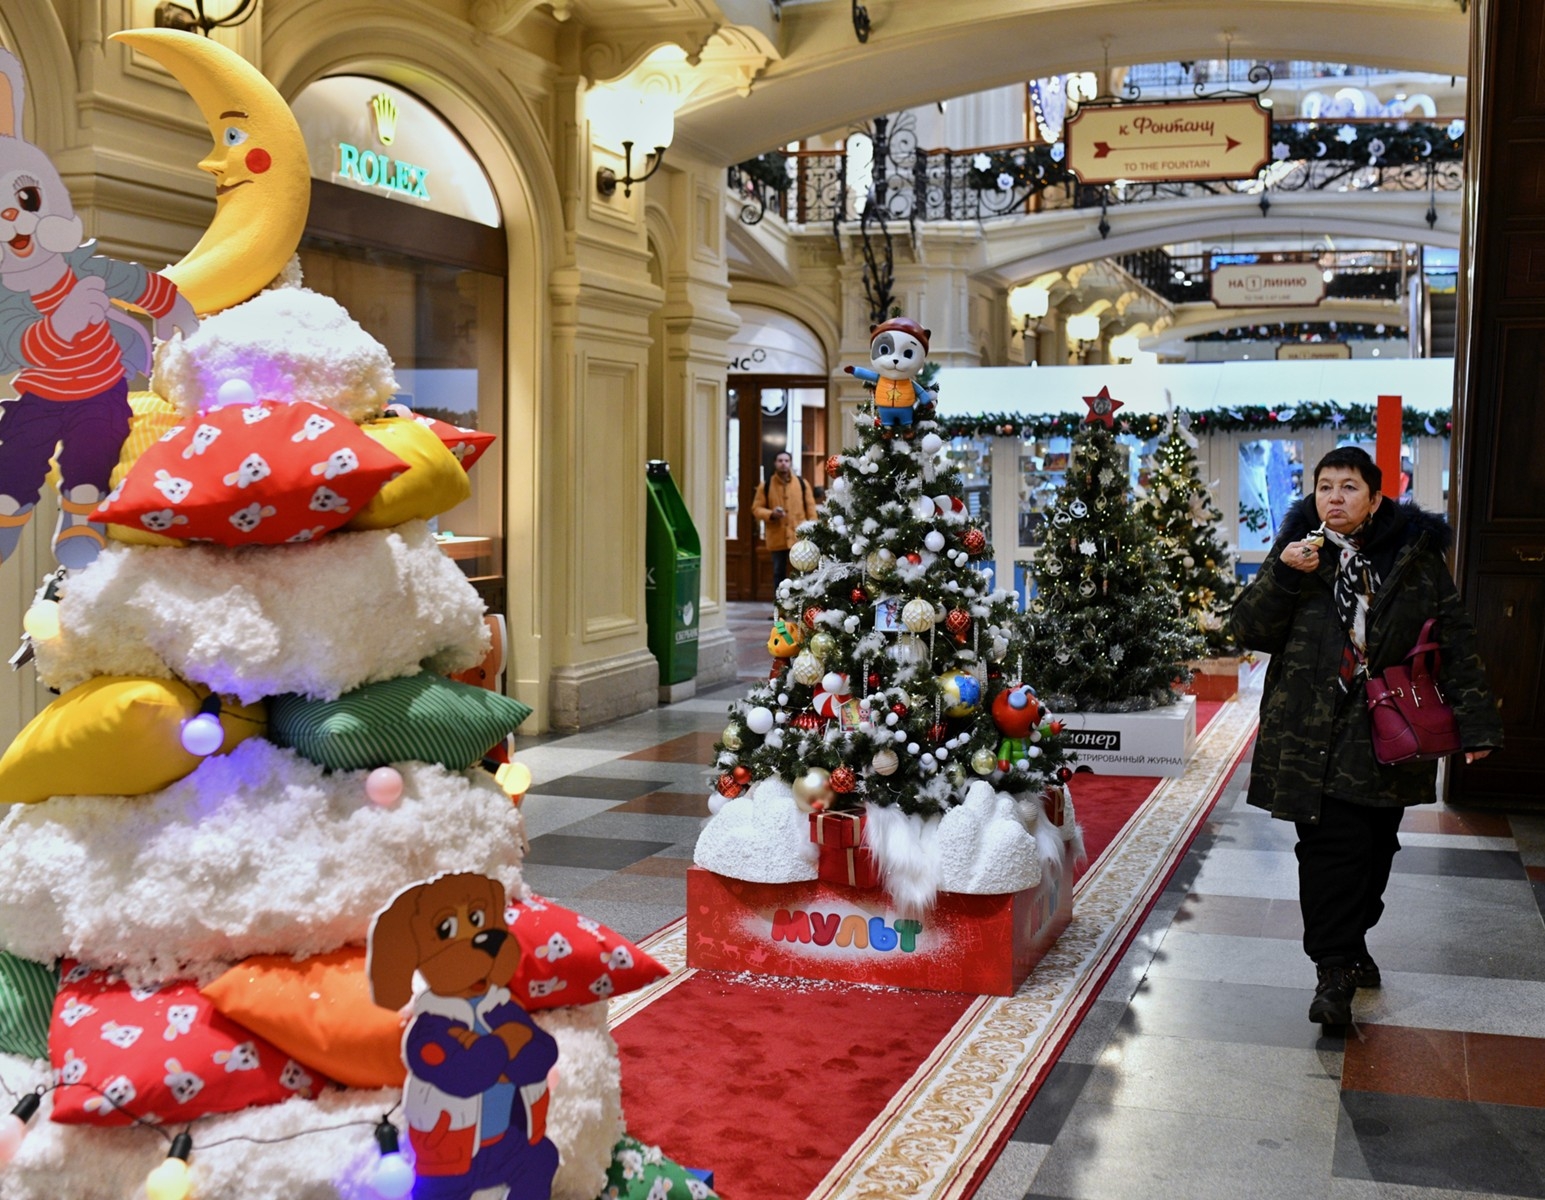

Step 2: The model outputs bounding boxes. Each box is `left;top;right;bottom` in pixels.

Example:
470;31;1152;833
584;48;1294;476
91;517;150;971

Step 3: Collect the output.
110;29;310;317
1420;140;1433;157
1315;141;1328;157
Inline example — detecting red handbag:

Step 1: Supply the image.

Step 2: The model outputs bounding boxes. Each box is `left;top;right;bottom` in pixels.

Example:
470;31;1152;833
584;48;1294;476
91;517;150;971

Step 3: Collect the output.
1364;618;1462;764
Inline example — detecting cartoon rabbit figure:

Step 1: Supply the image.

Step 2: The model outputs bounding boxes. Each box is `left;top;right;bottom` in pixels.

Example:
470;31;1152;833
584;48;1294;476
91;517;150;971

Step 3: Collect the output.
0;48;198;570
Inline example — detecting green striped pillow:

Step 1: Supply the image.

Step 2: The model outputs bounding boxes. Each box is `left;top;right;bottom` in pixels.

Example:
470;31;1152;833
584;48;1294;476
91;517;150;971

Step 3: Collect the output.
269;673;532;772
0;951;58;1060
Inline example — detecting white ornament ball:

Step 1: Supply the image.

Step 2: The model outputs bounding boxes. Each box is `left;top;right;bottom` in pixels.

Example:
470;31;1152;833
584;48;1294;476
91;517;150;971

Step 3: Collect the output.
901;598;935;632
907;741;920;754
913;496;936;519
746;706;775;735
821;671;846;695
871;748;899;776
921;433;943;455
365;766;404;807
211;377;256;410
885;712;899;727
788;539;821;572
1183;555;1196;568
831;477;849;496
923;530;946;553
935;746;949;761
791;651;824;686
921;753;936;768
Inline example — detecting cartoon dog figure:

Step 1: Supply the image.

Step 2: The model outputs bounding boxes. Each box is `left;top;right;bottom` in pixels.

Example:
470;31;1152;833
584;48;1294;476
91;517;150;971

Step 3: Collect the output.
841;316;937;438
368;873;559;1200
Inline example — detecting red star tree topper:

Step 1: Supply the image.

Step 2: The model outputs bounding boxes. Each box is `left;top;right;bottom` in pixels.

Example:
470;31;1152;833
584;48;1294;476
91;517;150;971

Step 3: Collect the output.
1082;385;1124;428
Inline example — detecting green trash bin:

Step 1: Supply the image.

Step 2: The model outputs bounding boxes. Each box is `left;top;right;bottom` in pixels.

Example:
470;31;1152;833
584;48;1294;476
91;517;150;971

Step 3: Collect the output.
645;460;701;686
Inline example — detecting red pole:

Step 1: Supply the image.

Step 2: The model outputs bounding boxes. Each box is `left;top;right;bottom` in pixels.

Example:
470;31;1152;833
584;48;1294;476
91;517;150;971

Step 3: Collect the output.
1376;394;1404;498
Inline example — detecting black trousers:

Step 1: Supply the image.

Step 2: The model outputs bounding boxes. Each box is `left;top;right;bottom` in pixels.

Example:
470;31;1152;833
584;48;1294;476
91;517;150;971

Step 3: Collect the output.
1294;794;1405;966
769;548;790;592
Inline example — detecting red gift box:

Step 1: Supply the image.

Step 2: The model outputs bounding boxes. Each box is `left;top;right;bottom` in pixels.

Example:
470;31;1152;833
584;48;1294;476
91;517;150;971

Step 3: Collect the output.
1042;785;1066;828
817;843;880;889
809;810;864;849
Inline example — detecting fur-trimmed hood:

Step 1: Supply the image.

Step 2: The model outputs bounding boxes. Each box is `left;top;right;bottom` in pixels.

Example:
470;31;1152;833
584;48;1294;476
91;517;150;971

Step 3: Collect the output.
1278;494;1452;558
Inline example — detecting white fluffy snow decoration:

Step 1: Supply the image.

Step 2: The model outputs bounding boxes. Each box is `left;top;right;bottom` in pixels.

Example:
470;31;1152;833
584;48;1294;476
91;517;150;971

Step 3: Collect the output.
536;1003;625;1200
153;287;397;421
863;802;941;917
0;1053;389;1200
936;782;1044;895
693;779;817;883
35;523;488;703
0;740;524;984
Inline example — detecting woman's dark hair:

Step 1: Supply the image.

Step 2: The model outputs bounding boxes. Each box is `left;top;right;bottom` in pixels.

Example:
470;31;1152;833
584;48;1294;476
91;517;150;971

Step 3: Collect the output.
1313;445;1382;494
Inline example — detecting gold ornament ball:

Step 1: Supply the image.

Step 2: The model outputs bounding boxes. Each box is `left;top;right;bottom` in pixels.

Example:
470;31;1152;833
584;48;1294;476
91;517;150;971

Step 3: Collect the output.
791;651;825;686
866;549;897;579
808;631;838;661
792;767;834;812
901;598;936;632
789;539;821;572
870;748;899;776
722;724;742;751
971;746;998;775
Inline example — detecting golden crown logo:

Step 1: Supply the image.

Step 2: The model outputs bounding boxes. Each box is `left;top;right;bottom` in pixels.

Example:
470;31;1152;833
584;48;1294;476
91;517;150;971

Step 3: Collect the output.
370;93;398;145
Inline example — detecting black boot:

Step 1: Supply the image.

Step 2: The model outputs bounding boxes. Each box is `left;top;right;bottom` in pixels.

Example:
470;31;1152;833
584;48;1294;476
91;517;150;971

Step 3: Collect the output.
1347;956;1381;989
1309;964;1357;1026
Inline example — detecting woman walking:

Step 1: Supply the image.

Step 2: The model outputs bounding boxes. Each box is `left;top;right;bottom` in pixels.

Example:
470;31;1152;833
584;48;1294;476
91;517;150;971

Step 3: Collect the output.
1229;446;1502;1027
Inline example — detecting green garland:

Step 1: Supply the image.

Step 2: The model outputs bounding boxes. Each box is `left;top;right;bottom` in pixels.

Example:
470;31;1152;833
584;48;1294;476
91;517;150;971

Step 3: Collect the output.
936;403;1453;441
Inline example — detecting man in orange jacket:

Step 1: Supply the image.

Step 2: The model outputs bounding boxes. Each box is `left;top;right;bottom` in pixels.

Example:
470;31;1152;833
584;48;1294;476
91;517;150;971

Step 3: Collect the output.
751;451;817;594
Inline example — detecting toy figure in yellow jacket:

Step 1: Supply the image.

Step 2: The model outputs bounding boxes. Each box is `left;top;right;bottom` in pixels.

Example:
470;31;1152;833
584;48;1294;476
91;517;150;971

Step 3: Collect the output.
843;317;937;437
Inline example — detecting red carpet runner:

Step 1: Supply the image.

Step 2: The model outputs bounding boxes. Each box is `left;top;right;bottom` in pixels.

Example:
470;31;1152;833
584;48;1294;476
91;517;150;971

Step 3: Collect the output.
614;699;1243;1199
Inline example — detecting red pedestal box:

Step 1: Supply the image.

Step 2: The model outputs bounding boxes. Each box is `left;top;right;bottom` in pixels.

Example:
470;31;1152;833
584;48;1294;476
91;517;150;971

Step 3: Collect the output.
685;865;1072;996
1184;657;1241;701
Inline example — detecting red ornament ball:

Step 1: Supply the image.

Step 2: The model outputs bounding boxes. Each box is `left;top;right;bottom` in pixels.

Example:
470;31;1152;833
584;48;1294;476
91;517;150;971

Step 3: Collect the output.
829;766;857;793
803;605;824;628
851;586;870;604
945;608;971;642
1057;766;1074;783
825;454;843;477
891;703;909;719
715;774;744;798
792;712;824;731
1268;410;1279;421
867;672;881;689
731;765;753;785
905;552;923;564
927;721;947;744
962;528;987;556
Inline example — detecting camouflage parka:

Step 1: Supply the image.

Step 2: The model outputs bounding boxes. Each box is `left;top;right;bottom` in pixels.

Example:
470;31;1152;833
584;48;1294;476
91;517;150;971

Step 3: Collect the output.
1228;496;1502;824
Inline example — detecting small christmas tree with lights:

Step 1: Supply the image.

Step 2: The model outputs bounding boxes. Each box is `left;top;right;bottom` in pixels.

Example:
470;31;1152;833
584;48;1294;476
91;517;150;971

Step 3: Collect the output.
711;359;1073;820
1144;417;1241;657
1024;387;1204;711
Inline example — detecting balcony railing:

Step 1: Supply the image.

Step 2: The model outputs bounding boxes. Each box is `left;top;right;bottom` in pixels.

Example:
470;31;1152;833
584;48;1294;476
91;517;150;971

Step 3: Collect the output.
1116;248;1407;305
728;116;1464;229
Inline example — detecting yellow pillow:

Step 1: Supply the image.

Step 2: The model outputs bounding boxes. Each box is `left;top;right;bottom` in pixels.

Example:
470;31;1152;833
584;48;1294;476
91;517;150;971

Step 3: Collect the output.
201;948;406;1089
0;677;266;805
106;391;188;548
345;416;471;531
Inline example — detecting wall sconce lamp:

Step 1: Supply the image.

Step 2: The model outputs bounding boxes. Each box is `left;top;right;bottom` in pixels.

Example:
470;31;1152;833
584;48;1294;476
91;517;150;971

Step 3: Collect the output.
1008;284;1051;334
153;0;258;36
1108;333;1141;362
1066;312;1102;362
593;85;676;199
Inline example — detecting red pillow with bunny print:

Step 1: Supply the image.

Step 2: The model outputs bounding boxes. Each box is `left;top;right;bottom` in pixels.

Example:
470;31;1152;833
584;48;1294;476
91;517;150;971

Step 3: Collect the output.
48;961;326;1126
505;894;668;1010
397;409;496;473
94;400;405;546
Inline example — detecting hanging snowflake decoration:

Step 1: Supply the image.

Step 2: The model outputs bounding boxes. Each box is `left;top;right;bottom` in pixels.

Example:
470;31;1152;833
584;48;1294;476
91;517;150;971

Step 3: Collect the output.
1446;118;1465;141
996;171;1015;191
973;152;992;170
1078;539;1097;555
1271;141;1291;161
1098;467;1116;486
1336;124;1358;144
1110;644;1125;664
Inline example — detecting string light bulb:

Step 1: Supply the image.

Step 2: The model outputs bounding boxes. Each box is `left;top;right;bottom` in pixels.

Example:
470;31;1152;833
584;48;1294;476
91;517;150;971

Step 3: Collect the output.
0;1094;40;1166
371;1119;414;1199
21;600;60;642
179;695;225;757
145;1132;193;1200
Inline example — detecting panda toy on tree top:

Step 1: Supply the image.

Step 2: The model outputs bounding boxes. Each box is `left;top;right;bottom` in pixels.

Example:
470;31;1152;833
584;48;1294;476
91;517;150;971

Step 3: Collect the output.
842;317;938;438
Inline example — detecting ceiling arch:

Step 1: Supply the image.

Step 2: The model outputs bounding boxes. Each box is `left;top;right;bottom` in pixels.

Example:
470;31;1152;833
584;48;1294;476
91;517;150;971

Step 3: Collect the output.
675;0;1466;163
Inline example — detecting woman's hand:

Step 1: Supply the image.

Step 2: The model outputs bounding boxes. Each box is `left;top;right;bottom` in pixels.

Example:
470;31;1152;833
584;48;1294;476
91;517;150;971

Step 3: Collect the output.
1280;540;1322;573
1465;749;1492;764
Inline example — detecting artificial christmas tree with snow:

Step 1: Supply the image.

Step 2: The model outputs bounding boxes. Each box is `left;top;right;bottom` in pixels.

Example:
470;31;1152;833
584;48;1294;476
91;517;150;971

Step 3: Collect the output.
690;326;1080;995
1021;387;1205;774
1143;418;1244;699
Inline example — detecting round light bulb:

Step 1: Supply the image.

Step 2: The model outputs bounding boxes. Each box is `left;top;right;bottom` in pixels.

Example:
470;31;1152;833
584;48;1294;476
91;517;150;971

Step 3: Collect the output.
180;712;224;757
21;600;60;642
145;1157;192;1200
210;378;256;410
365;767;404;807
0;1113;26;1165
371;1153;415;1199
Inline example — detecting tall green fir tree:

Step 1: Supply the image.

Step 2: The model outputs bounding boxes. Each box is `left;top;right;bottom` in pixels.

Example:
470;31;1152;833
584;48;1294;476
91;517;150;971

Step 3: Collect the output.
1023;387;1204;712
711;375;1073;819
1143;417;1242;657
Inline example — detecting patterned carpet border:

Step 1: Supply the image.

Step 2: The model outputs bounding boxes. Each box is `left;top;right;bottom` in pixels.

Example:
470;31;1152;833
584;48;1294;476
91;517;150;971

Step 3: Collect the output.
613;691;1261;1199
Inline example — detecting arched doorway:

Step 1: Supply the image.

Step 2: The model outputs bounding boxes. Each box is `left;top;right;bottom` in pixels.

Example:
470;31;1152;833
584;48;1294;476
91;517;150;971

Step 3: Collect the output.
726;306;828;602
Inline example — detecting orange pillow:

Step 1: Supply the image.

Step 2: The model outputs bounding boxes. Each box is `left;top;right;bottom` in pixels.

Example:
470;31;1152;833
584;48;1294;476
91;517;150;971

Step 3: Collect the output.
201;947;406;1089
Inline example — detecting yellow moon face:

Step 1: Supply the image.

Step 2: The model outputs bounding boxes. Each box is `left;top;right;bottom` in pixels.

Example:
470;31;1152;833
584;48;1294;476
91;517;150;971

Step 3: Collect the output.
111;29;310;316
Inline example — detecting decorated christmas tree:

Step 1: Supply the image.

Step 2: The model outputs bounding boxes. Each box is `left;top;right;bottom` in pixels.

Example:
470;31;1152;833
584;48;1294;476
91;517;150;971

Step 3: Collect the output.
710;349;1073;822
1023;387;1204;712
1143;418;1241;657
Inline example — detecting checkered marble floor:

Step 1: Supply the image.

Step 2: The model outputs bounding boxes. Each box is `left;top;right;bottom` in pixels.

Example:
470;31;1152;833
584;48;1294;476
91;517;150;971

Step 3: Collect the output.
516;610;1545;1200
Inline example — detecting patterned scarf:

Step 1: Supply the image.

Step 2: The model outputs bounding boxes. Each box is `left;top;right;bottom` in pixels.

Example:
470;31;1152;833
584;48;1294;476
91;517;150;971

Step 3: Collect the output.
1323;526;1381;690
